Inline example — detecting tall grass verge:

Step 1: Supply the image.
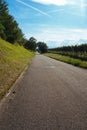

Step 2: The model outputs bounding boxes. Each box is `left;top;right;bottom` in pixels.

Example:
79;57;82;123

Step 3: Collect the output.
0;39;35;100
44;53;87;69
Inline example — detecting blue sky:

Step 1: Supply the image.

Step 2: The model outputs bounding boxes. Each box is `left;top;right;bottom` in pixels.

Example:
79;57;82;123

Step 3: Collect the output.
5;0;87;47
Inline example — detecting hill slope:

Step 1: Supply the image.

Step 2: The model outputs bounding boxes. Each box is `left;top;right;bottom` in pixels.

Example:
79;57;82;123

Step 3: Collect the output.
0;39;35;99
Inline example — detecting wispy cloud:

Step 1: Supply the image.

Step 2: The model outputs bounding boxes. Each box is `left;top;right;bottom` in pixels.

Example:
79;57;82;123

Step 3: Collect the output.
31;0;68;6
31;0;87;11
16;0;51;17
26;27;87;46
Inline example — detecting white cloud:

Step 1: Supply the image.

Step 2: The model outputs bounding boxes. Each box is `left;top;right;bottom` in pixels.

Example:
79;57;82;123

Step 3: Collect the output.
31;0;77;6
31;0;68;6
26;27;87;47
31;0;87;17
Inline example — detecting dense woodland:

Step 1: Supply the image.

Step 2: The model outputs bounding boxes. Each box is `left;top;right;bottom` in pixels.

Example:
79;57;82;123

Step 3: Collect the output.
49;44;87;61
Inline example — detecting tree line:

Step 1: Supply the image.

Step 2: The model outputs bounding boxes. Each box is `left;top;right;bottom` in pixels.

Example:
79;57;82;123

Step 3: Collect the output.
0;0;48;53
49;44;87;61
24;37;48;53
0;0;24;44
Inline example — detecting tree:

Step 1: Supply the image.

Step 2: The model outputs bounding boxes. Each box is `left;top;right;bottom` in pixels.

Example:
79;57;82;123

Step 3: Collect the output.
0;0;8;14
24;37;37;51
37;42;48;53
0;21;6;39
0;0;8;39
0;0;24;44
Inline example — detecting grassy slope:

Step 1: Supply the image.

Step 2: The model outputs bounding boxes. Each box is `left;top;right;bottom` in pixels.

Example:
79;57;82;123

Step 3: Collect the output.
45;53;87;69
0;38;35;99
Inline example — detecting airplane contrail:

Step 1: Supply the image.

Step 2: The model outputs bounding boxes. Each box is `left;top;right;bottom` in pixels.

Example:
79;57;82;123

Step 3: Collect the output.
16;0;51;17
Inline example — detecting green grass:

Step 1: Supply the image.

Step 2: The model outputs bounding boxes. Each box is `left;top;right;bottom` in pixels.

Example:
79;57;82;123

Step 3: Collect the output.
44;53;87;69
0;38;35;100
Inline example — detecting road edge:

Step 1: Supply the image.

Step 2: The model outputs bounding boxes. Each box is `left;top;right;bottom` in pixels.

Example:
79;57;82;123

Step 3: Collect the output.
0;57;34;104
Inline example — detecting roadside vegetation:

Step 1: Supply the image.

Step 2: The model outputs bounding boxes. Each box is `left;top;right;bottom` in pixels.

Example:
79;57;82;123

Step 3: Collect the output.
45;44;87;69
48;44;87;61
0;38;35;99
44;53;87;69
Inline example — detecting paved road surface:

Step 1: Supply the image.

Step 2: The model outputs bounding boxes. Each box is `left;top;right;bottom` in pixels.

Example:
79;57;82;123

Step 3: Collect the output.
0;54;87;130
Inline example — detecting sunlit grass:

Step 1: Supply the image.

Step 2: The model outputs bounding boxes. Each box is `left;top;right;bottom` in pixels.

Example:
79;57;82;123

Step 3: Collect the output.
0;38;35;99
44;53;87;69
